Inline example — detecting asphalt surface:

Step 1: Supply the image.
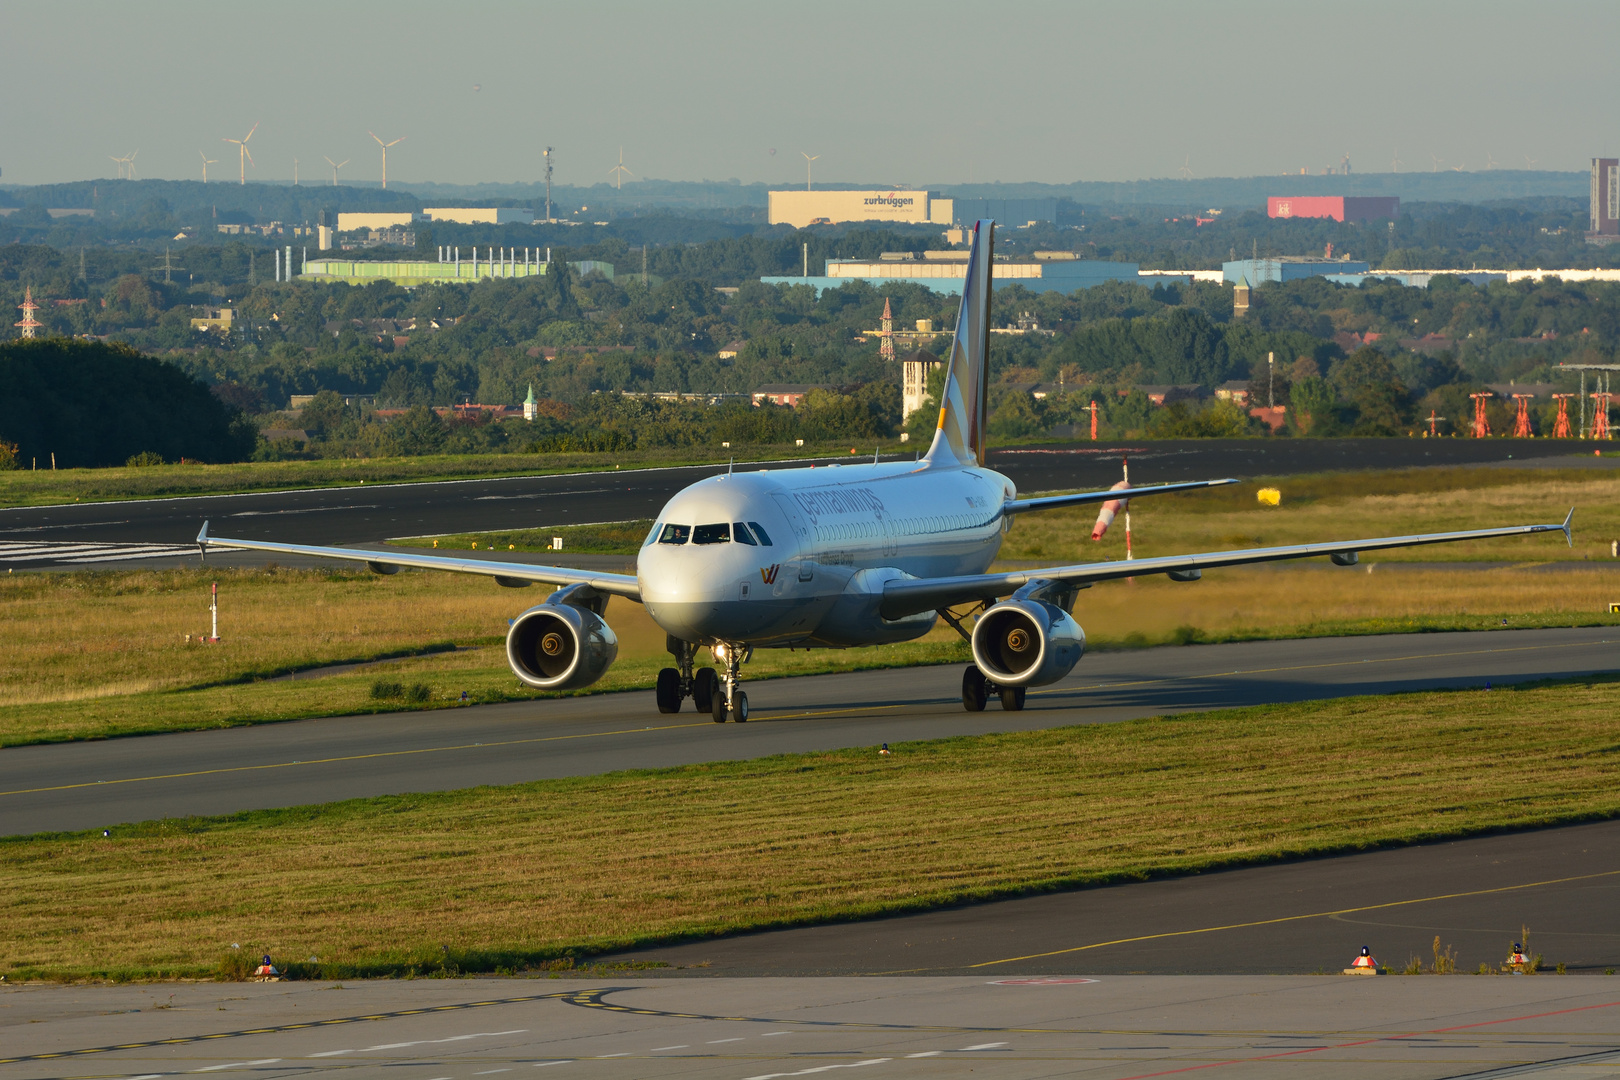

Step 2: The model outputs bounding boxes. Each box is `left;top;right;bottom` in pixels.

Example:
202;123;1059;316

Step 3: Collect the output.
600;818;1620;977
3;974;1618;1079
3;626;1614;837
0;439;1591;570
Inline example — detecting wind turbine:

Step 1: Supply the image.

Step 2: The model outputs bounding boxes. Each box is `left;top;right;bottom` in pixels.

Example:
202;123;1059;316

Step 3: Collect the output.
1390;148;1403;173
109;153;128;180
199;150;217;183
1177;154;1192;180
324;156;349;187
802;151;820;191
1525;154;1538;169
223;123;258;185
1430;152;1443;172
123;150;139;181
1485;152;1498;171
369;131;404;189
608;146;633;190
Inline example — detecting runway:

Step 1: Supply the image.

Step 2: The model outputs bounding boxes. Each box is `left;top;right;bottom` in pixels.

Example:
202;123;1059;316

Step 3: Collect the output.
0;439;1580;570
2;973;1618;1079
2;627;1614;837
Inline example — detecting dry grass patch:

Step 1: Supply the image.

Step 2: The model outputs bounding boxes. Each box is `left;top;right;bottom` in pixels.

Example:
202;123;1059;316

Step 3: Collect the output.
3;674;1617;981
1004;469;1620;565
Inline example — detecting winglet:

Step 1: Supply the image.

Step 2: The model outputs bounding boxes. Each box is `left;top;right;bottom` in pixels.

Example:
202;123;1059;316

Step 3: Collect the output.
1563;506;1575;548
196;520;210;561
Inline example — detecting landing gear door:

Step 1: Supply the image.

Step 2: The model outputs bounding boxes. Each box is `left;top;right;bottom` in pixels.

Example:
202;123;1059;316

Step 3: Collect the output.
770;493;816;583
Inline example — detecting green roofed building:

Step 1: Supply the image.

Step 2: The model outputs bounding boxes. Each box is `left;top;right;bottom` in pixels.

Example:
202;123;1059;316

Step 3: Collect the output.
300;256;615;287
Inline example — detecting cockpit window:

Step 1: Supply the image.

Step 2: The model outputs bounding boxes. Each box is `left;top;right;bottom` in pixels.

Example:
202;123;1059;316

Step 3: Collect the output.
658;523;691;545
746;521;774;546
732;521;757;546
692;523;730;544
643;522;664;547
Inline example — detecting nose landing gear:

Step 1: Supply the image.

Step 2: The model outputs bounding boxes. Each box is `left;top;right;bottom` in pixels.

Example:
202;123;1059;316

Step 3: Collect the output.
710;641;751;722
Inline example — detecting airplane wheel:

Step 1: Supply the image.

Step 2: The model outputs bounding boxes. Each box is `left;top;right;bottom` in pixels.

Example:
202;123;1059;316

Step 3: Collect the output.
963;666;988;712
1000;686;1026;712
655;668;681;714
693;668;718;713
711;688;728;723
733;692;748;722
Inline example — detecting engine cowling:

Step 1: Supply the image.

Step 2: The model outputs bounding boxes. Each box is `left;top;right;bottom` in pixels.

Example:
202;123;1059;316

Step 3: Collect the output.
970;599;1085;688
506;597;619;691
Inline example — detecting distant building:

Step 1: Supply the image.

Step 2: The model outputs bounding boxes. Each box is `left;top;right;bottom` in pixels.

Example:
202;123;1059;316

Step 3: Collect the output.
950;197;1059;226
1232;276;1251;318
1266;196;1399;222
337;212;421;232
523;384;538;422
718;340;744;359
1222;257;1370;285
424;207;534;225
1215;381;1251;405
766;250;1160;296
768;190;951;228
301;254;609;286
1588;158;1620;245
753;384;832;407
190;307;234;331
901;349;943;422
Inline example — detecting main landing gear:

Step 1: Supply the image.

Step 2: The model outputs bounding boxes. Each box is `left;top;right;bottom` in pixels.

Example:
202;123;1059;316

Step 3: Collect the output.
656;636;749;721
962;666;1025;712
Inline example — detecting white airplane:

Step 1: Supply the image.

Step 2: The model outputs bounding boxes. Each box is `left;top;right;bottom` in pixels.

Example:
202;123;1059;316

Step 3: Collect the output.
198;221;1573;722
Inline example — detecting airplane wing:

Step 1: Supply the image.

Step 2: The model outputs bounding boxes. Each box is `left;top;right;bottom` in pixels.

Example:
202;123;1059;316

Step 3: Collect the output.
878;511;1574;620
1003;478;1237;514
195;522;643;601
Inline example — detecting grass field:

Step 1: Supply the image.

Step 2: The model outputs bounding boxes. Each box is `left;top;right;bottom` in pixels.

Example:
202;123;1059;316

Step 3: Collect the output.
0;444;900;508
3;673;1617;981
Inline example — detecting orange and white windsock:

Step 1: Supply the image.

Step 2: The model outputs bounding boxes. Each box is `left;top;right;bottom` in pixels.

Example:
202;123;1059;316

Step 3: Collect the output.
1091;479;1131;540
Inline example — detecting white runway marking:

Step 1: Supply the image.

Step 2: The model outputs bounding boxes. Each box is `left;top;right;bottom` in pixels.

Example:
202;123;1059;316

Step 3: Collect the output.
743;1060;890;1079
191;1060;281;1072
0;541;195;564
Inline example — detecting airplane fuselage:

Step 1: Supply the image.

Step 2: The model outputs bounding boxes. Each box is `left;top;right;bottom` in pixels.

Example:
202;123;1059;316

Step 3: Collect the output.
638;460;1017;649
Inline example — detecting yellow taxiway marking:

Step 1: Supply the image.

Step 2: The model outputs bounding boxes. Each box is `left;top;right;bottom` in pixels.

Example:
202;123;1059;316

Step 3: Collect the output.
2;635;1607;799
959;868;1620;969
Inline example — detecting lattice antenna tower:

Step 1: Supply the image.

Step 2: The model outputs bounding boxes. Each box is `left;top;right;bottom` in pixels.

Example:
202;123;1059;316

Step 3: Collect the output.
15;286;43;338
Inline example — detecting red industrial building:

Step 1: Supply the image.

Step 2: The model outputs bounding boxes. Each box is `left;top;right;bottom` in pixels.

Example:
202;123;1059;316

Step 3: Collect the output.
1267;196;1400;222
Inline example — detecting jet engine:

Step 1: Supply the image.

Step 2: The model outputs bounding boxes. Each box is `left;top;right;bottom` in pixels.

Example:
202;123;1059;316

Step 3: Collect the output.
970;598;1085;687
506;584;619;691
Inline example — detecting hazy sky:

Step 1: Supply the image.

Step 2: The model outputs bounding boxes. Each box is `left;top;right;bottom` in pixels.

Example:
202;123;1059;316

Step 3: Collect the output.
2;0;1616;189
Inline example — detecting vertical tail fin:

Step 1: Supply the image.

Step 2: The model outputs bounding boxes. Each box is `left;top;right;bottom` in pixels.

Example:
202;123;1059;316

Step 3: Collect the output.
923;219;994;467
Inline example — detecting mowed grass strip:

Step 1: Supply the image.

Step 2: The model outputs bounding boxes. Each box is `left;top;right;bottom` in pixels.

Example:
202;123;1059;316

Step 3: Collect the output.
4;675;1618;981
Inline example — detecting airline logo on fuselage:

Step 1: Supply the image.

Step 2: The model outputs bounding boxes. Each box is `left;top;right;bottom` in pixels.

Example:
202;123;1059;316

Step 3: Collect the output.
760;564;780;584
